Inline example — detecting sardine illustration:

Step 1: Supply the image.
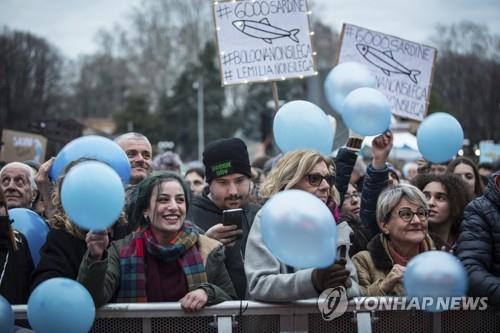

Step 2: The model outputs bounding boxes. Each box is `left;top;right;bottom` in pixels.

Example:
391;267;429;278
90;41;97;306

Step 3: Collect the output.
232;18;299;44
356;43;421;84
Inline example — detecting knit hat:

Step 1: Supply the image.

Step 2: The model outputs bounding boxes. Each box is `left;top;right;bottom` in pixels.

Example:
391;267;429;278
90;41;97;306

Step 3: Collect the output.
203;138;251;183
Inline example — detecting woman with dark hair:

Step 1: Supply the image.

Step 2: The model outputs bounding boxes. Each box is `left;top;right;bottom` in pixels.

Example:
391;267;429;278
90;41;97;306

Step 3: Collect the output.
184;167;206;196
78;172;236;311
412;173;472;248
446;157;484;198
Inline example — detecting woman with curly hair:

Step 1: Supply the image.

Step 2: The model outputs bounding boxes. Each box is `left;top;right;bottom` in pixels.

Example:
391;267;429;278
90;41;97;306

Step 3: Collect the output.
31;159;127;290
411;173;472;249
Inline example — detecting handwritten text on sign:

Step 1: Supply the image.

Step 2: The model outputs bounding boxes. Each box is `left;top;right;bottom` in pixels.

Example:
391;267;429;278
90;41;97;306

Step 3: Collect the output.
214;0;316;85
338;24;437;121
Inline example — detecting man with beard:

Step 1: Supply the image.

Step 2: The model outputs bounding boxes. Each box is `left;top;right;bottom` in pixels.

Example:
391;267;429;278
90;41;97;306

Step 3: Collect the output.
190;138;260;299
0;162;38;210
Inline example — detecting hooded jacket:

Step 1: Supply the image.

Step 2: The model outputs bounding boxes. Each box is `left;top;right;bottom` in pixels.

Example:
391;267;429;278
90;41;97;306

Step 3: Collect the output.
456;171;500;307
189;190;260;299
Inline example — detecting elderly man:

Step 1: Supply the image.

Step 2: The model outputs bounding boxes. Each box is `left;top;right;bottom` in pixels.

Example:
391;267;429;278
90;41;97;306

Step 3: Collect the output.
114;132;153;186
190;137;261;299
0;162;38;209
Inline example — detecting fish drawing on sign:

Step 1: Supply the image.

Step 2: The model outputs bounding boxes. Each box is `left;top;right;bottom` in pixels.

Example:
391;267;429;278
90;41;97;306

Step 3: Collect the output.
356;43;421;84
232;18;299;44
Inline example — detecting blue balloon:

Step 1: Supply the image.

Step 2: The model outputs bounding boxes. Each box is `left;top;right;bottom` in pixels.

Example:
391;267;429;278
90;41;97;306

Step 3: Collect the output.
273;100;334;155
341;87;392;136
0;295;14;333
404;251;468;312
61;161;125;230
50;135;131;184
260;190;337;269
324;62;376;115
9;208;49;266
28;278;95;333
417;112;464;163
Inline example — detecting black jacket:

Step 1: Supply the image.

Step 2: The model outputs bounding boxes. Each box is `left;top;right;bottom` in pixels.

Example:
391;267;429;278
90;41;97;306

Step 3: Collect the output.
30;228;87;291
189;191;260;299
456;171;500;307
0;231;34;304
336;148;389;255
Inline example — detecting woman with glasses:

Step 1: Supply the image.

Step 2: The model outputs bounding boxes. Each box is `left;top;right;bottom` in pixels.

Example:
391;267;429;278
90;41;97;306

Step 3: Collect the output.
245;150;361;302
411;173;472;249
352;184;445;296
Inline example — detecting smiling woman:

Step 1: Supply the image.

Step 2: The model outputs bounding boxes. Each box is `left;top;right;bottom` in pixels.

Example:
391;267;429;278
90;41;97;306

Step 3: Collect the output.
77;172;236;312
352;184;446;296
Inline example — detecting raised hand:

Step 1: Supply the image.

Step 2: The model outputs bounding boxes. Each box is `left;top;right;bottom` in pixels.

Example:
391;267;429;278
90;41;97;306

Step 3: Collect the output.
372;131;394;169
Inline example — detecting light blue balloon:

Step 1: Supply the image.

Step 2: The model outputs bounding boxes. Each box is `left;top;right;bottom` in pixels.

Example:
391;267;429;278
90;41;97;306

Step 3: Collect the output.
28;278;95;333
0;295;14;333
341;87;391;136
273;100;333;155
9;208;49;266
404;251;468;312
260;190;337;269
417;112;464;163
324;61;376;115
61;161;125;231
50;135;131;185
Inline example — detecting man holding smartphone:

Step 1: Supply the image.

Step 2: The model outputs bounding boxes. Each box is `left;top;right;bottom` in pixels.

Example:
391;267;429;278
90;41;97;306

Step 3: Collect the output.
190;137;260;299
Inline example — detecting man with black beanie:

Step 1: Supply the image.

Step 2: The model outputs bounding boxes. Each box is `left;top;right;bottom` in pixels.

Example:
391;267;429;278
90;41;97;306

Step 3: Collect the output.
190;137;260;299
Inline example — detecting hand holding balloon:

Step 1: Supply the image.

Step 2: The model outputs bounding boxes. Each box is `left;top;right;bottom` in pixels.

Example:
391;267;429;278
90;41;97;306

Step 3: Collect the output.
85;230;109;261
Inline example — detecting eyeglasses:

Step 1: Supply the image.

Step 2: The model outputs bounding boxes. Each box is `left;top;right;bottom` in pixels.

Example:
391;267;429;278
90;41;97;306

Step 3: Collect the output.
344;192;360;202
393;208;428;222
305;173;336;187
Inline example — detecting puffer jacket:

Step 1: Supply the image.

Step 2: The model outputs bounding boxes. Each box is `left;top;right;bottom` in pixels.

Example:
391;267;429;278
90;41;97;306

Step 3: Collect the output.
456;171;500;307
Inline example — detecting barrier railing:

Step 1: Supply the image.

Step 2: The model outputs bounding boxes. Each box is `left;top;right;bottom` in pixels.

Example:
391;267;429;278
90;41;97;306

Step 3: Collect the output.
13;298;500;333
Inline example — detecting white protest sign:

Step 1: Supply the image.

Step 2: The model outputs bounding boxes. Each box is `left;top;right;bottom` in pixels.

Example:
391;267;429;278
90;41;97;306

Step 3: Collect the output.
337;23;437;121
213;0;316;86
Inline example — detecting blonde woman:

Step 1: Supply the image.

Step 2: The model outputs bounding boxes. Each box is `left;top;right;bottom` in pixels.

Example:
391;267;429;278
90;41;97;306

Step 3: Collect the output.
245;150;360;301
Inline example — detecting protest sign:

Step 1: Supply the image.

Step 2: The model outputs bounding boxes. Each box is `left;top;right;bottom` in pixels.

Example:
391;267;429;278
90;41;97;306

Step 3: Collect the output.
213;0;316;85
337;23;437;121
0;129;47;163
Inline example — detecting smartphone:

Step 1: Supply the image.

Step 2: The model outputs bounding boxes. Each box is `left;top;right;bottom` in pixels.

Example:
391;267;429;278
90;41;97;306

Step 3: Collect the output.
222;208;243;240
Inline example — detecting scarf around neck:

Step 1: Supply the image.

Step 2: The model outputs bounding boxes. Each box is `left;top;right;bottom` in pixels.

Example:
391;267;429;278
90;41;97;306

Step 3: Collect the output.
116;224;208;303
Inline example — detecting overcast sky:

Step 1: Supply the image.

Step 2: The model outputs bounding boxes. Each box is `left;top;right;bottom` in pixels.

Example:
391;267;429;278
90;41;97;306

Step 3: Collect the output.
1;0;499;59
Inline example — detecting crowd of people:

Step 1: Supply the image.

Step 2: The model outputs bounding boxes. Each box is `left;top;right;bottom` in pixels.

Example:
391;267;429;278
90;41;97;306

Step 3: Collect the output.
1;130;499;317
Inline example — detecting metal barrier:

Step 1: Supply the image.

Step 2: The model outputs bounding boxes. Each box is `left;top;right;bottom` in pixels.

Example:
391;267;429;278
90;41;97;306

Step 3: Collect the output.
13;298;500;333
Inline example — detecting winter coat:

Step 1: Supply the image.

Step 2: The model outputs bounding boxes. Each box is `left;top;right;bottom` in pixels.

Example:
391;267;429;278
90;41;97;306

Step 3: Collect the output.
352;233;440;296
245;210;360;302
0;231;34;304
31;228;87;291
189;190;260;299
456;171;500;307
77;233;236;307
336;148;389;255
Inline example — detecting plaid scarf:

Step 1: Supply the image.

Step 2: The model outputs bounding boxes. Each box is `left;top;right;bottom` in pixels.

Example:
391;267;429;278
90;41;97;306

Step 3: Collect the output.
116;224;207;303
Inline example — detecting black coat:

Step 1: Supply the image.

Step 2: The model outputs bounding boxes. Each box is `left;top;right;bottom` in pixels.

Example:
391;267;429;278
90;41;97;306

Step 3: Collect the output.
189;191;260;299
30;228;87;291
0;231;34;304
456;171;500;307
